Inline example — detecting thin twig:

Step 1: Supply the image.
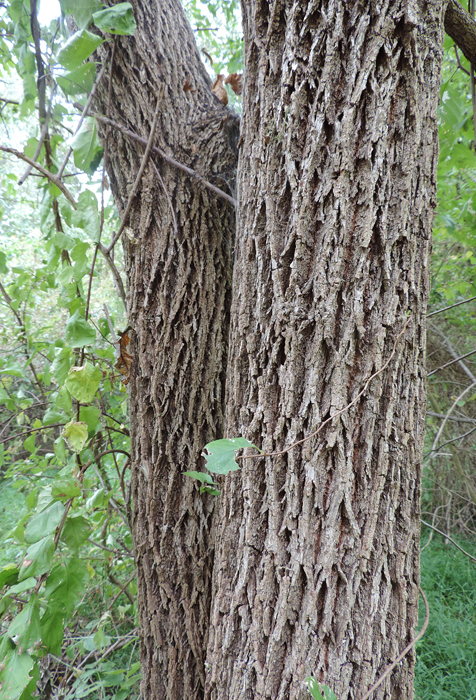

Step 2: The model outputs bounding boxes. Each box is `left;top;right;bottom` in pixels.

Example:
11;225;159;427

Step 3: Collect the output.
102;304;117;339
423;475;476;506
359;587;429;700
0;146;76;208
237;317;410;462
429;381;476;456
427;411;476;423
424;424;476;460
151;158;178;235
454;44;471;75
106;87;164;254
57;62;108;179
427;294;476;317
428;347;476;377
97;242;126;304
421;520;476;563
0;422;65;446
85;109;237;207
18;89;56;185
428;321;476;381
75;630;139;671
107;571;136;611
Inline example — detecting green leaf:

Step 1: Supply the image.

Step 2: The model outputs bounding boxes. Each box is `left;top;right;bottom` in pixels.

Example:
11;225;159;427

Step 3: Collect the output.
79;405;101;432
65;311;97;348
72;190;100;241
61;516;90;553
0;652;35;700
9;578;36;595
52;478;82;500
45;559;89;615
71;117;104;174
201;484;221;496
86;488;105;510
7;599;41;648
25;502;64;544
51;347;73;384
40;610;65;655
305;678;338;700
203;437;257;475
19;535;55;580
0;564;19;589
65;362;101;402
62;421;89;453
56;29;104;70
59;0;103;29
0;251;7;274
57;62;97;96
92;2;136;35
54;437;68;462
42;406;68;426
0;362;25;377
23;433;36;454
183;471;215;484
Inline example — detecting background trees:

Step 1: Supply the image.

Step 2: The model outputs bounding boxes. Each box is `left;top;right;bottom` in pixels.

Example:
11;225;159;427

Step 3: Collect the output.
0;2;475;700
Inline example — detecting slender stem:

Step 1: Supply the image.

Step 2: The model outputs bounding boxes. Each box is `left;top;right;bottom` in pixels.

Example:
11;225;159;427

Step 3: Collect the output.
106;87;164;254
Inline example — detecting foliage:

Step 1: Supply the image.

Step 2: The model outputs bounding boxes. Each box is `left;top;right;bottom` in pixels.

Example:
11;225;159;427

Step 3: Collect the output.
305;678;338;700
0;0;475;697
415;531;476;700
424;35;476;540
0;1;139;698
185;437;258;494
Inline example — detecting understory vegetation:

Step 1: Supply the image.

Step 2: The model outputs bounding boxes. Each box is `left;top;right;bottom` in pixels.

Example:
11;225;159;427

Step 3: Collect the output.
0;2;475;699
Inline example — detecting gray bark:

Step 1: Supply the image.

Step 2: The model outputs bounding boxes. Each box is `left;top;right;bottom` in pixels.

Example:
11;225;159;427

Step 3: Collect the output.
205;2;444;699
92;1;238;697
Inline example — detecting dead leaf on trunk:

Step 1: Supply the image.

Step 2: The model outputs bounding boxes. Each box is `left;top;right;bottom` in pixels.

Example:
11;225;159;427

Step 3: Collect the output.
115;329;133;384
224;73;242;95
212;74;228;105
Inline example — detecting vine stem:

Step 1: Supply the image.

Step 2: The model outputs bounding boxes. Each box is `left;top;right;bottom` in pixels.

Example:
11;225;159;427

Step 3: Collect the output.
237;316;411;462
359;586;429;700
106;86;164;254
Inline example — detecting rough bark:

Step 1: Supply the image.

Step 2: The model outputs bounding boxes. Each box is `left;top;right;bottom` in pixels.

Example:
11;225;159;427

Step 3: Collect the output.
92;2;238;698
206;2;444;700
445;0;476;66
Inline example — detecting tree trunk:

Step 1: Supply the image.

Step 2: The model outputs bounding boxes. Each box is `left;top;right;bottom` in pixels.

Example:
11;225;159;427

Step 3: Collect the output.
93;2;238;697
206;3;444;700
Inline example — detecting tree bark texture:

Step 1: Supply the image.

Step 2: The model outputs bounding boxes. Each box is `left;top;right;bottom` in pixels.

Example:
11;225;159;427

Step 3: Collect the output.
92;2;238;697
206;2;444;700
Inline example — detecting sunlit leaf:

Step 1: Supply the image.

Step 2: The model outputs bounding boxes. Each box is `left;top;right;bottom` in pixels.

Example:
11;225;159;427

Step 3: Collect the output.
0;651;35;700
24;502;64;544
203;437;258;474
61;516;90;553
65;311;96;348
65;362;101;402
92;2;136;35
62;421;89;453
56;29;104;70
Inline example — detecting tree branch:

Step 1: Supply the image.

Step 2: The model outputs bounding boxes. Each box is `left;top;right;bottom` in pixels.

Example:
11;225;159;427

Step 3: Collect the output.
445;0;476;66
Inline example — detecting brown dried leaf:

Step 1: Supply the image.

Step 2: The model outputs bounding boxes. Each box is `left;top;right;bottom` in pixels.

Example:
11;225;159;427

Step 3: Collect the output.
115;330;133;384
212;74;228;105
224;73;242;96
183;80;196;93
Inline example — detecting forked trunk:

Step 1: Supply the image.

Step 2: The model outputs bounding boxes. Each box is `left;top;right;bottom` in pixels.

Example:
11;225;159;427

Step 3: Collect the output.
206;2;444;699
93;1;238;697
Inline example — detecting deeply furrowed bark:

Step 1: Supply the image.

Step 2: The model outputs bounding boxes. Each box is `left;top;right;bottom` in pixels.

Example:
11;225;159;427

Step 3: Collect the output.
92;2;238;697
206;2;444;699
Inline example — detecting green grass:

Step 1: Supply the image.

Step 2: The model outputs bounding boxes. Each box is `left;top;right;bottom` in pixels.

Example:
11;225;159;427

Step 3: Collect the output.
415;529;476;700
